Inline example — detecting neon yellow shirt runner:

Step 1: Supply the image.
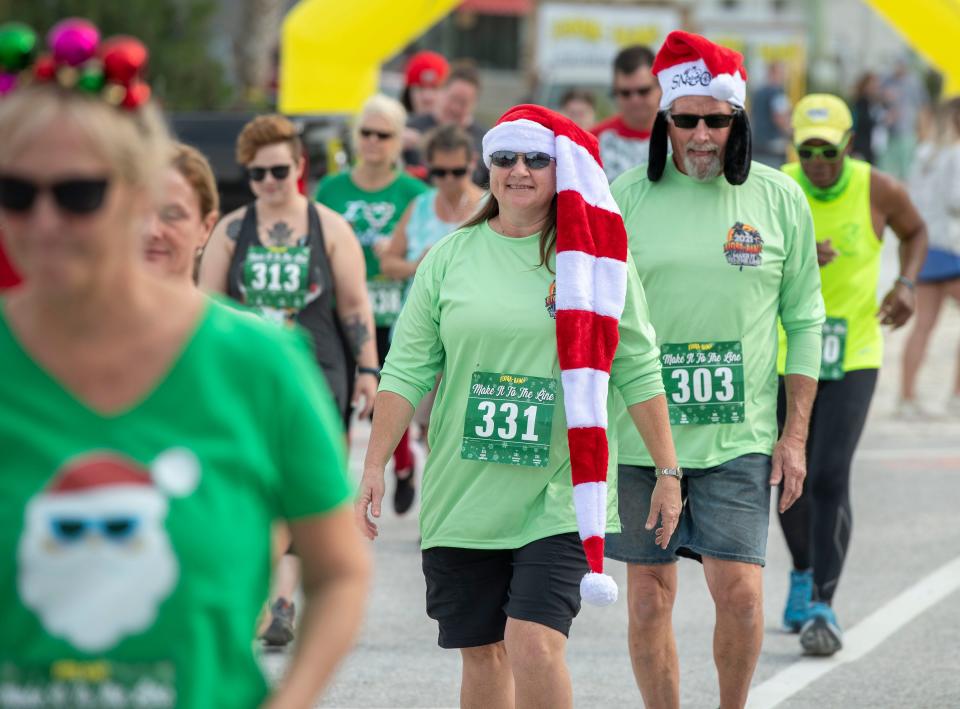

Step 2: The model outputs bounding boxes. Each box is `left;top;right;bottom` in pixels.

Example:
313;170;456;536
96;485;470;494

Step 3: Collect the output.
612;159;825;469
778;158;883;378
379;220;665;549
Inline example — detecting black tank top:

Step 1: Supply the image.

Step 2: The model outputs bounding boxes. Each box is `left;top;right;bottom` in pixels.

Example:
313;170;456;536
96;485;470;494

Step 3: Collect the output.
226;202;349;413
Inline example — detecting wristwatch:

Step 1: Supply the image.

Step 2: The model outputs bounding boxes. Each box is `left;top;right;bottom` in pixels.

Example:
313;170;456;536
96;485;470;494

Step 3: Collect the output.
358;366;381;380
655;467;683;481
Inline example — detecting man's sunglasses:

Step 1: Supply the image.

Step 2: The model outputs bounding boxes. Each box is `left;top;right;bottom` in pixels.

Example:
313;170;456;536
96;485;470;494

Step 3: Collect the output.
0;175;110;215
489;151;555;170
797;139;848;161
248;165;291;182
360;128;395;141
669;113;736;130
614;86;656;99
429;166;469;179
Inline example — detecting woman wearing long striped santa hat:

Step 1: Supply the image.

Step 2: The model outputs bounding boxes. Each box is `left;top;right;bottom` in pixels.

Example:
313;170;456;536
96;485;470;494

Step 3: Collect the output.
357;104;680;706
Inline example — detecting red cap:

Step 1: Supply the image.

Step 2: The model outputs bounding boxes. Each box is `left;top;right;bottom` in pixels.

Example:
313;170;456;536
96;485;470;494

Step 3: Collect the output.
404;51;449;88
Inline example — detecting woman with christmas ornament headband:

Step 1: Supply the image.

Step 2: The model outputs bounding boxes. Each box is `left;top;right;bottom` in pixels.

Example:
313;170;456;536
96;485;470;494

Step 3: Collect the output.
0;18;369;707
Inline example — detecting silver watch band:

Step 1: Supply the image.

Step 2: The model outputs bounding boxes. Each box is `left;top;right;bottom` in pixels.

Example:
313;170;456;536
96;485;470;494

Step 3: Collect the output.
654;466;683;481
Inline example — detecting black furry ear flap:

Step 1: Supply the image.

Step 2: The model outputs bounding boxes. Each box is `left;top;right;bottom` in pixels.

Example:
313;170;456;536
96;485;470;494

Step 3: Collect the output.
647;112;669;182
724;111;752;185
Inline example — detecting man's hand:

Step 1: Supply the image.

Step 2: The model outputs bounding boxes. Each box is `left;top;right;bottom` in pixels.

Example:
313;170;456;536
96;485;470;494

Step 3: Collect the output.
770;434;806;513
355;468;385;540
646;477;682;550
816;239;838;267
877;282;916;329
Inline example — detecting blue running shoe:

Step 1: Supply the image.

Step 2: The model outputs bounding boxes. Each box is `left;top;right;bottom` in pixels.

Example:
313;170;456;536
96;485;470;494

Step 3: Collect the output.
783;569;813;632
800;602;843;656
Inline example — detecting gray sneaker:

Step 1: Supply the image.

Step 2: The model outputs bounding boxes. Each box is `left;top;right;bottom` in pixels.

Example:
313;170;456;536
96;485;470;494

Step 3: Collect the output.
261;598;295;649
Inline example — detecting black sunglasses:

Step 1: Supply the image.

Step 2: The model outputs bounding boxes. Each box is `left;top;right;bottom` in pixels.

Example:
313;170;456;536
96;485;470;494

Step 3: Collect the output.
360;128;395;141
429;166;469;179
0;175;110;215
489;151;555;170
248;165;292;182
614;86;656;99
670;113;736;130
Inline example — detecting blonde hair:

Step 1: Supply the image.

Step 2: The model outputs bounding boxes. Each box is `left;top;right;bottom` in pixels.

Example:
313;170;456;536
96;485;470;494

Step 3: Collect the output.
171;142;219;218
353;94;407;151
235;114;302;165
0;84;170;198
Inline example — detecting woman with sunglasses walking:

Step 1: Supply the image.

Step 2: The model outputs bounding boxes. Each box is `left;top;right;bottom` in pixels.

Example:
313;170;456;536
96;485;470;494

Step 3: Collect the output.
316;94;430;514
0;20;368;707
200;113;377;649
357;105;681;709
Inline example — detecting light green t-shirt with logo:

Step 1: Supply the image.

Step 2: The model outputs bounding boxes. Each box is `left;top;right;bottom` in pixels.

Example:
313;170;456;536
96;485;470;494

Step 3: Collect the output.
0;298;351;709
379;220;665;550
611;159;825;469
315;170;429;327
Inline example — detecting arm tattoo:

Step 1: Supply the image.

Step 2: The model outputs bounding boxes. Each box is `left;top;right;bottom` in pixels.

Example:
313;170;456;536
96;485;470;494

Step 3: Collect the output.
225;218;242;241
267;221;294;246
342;314;371;358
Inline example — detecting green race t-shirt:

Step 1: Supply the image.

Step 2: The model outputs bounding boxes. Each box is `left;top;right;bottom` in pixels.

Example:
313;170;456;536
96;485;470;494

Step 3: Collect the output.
612;159;824;469
315;170;429;327
0;298;351;709
379;220;664;550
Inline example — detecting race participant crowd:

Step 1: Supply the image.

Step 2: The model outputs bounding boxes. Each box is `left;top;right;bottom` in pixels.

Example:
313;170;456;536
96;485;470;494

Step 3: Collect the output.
1;15;956;709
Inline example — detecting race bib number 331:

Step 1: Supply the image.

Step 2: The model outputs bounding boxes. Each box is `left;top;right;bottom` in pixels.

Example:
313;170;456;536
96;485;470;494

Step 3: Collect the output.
461;371;556;467
662;341;746;425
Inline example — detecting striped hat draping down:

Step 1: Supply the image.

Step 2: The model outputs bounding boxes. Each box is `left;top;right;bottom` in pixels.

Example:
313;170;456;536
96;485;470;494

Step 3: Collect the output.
482;104;628;606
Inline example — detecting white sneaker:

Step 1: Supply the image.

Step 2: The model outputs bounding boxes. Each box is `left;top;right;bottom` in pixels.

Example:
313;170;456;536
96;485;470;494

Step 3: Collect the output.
945;396;960;418
895;399;930;421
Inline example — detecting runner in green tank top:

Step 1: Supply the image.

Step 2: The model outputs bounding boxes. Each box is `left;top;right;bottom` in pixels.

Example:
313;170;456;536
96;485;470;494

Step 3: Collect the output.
775;94;928;656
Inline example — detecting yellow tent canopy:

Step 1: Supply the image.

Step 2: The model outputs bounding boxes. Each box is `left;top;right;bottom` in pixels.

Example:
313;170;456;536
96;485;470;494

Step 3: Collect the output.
279;0;461;114
865;0;960;96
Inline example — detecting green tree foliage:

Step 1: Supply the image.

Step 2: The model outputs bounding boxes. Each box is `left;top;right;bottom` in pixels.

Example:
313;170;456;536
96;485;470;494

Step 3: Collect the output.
0;0;232;109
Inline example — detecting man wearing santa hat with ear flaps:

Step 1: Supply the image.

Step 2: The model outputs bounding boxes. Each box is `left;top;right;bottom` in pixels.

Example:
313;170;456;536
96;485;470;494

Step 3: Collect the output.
604;31;825;708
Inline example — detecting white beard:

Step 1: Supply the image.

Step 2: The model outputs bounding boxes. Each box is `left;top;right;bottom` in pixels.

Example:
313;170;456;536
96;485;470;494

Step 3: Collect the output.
17;488;179;652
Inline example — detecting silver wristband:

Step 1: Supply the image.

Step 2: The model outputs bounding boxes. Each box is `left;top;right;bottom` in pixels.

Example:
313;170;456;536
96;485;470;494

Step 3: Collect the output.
655;466;683;481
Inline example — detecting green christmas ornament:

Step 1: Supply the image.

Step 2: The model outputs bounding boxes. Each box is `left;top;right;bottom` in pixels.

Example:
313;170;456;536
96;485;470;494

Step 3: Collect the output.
0;23;37;72
77;65;105;93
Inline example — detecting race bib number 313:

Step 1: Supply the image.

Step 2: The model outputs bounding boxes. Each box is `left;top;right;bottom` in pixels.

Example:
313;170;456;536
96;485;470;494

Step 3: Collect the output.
461;372;556;467
661;341;746;425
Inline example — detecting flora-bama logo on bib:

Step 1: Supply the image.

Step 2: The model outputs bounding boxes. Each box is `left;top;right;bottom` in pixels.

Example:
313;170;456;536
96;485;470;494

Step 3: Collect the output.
17;450;200;652
723;222;764;270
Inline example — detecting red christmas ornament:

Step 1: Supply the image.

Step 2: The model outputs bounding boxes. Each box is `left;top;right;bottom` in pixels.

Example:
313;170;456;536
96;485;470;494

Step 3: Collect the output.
120;80;150;109
33;53;56;80
99;36;147;86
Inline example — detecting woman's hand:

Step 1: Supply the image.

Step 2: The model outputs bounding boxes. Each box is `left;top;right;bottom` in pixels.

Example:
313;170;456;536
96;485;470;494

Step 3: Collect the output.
352;372;378;420
355;467;386;540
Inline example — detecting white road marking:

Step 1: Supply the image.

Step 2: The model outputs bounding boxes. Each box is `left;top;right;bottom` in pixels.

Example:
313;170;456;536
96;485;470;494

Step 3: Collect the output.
746;554;960;708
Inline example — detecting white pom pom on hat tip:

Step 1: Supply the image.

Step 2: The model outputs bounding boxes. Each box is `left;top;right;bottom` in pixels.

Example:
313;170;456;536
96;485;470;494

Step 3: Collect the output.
709;73;739;103
151;448;200;498
580;572;619;606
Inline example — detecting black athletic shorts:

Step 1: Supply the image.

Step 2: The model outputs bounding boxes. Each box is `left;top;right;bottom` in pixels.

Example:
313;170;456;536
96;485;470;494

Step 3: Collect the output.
421;532;588;649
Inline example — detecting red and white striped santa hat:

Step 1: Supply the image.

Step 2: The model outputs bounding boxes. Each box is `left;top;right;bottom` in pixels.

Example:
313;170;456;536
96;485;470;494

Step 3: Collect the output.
482;105;627;606
653;30;748;111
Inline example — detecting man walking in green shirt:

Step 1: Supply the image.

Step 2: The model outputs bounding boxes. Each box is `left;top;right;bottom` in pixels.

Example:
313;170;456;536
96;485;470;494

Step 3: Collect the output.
605;32;825;708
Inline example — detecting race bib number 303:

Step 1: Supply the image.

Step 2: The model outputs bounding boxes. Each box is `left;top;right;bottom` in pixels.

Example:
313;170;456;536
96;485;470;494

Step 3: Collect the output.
368;279;404;327
461;372;556;468
661;341;746;425
819;317;848;381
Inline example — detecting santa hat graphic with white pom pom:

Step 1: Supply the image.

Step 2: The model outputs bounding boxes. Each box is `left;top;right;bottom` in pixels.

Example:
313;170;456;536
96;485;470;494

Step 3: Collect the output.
46;449;200;500
483;105;626;607
653;30;748;110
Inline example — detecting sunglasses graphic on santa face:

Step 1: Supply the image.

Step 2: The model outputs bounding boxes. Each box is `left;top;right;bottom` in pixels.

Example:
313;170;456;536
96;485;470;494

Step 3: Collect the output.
48;516;140;543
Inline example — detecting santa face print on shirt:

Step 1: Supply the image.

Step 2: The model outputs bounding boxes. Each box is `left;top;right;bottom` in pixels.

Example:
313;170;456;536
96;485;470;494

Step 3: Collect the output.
17;450;200;652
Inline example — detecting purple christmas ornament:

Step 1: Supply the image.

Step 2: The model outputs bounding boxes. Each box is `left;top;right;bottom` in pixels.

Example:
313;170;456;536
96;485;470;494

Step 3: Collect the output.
48;18;99;67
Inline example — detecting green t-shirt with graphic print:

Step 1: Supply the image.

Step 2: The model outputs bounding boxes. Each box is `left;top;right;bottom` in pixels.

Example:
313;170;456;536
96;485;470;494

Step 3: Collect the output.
315;170;429;326
0;298;351;709
611;159;825;469
379;220;665;550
